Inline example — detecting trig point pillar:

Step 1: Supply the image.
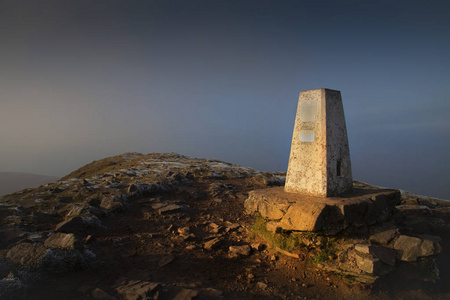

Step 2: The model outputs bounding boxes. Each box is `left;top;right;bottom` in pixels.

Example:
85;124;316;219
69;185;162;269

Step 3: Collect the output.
285;88;353;197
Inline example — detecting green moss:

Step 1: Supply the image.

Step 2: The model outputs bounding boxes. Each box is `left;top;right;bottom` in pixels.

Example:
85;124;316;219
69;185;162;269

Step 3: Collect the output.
251;215;304;253
251;215;337;263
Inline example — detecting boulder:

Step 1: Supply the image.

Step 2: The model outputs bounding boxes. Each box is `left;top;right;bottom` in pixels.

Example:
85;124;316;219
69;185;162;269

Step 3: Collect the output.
44;233;81;250
393;235;441;262
100;195;123;211
369;223;399;245
245;190;291;220
355;254;383;275
354;244;397;266
280;202;344;233
6;243;47;268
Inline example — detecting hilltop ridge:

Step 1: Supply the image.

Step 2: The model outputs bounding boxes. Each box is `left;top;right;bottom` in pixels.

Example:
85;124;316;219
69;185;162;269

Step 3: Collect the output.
0;152;449;300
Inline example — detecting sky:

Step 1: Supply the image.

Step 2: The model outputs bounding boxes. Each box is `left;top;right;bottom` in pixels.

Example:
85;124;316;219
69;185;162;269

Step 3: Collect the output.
0;0;449;199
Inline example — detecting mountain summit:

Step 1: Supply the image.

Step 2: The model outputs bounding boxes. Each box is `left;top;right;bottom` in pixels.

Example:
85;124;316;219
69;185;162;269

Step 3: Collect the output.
0;152;449;299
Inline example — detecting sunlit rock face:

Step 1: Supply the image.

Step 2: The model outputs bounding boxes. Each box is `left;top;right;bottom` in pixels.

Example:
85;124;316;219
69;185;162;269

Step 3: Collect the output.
285;88;353;197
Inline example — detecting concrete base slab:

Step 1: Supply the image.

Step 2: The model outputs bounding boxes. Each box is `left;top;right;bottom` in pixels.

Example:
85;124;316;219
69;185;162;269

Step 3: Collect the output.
244;187;401;234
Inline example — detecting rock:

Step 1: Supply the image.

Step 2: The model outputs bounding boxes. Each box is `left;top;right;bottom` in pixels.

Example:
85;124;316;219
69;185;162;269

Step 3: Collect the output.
245;190;291;219
355;254;391;275
251;243;265;251
173;289;198;300
266;221;281;233
152;203;167;210
225;222;240;232
44;233;81;250
245;187;400;234
369;223;399;245
115;280;160;300
209;223;221;233
6;242;47;268
204;238;221;250
92;288;117;300
393;235;441;262
256;282;268;290
229;245;251;257
392;235;419;262
0;226;26;246
100;196;123;211
178;227;190;236
354;244;397;266
158;255;175;267
159;204;181;214
127;184;138;194
66;204;88;219
55;217;88;234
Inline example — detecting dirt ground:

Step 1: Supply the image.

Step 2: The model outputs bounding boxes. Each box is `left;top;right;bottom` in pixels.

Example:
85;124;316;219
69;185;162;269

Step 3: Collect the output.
17;176;450;300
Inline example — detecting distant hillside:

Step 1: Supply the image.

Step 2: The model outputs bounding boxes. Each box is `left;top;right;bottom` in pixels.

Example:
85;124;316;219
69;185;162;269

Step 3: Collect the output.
0;172;59;196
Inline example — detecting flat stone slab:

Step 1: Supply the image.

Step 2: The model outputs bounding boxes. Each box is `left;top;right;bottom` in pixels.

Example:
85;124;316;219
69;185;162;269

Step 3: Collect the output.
245;187;401;234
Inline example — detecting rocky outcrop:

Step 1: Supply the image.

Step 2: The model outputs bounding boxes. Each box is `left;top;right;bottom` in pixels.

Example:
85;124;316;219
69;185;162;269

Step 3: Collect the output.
6;243;47;269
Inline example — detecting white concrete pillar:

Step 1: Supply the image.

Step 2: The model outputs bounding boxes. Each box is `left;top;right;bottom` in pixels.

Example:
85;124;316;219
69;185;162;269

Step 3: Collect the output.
285;88;353;197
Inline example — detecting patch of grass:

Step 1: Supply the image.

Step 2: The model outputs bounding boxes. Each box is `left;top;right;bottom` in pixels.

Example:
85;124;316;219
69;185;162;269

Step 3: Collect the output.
311;236;336;264
251;215;304;253
251;215;337;263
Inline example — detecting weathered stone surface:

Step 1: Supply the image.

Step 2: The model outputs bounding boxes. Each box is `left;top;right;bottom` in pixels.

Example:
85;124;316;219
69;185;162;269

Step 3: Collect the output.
44;233;80;249
158;204;181;214
280;201;342;232
173;289;198;300
100;196;123;211
0;226;26;246
66;204;90;219
355;254;383;274
265;221;281;233
245;190;291;219
355;244;397;266
285;89;353;197
393;235;441;262
229;245;251;257
245;187;400;234
204;238;221;250
115;280;160;300
369;223;399;245
55;217;88;234
256;282;268;290
6;243;47;267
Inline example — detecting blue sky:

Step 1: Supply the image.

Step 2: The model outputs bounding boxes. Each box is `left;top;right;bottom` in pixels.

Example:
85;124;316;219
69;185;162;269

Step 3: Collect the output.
1;0;449;198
